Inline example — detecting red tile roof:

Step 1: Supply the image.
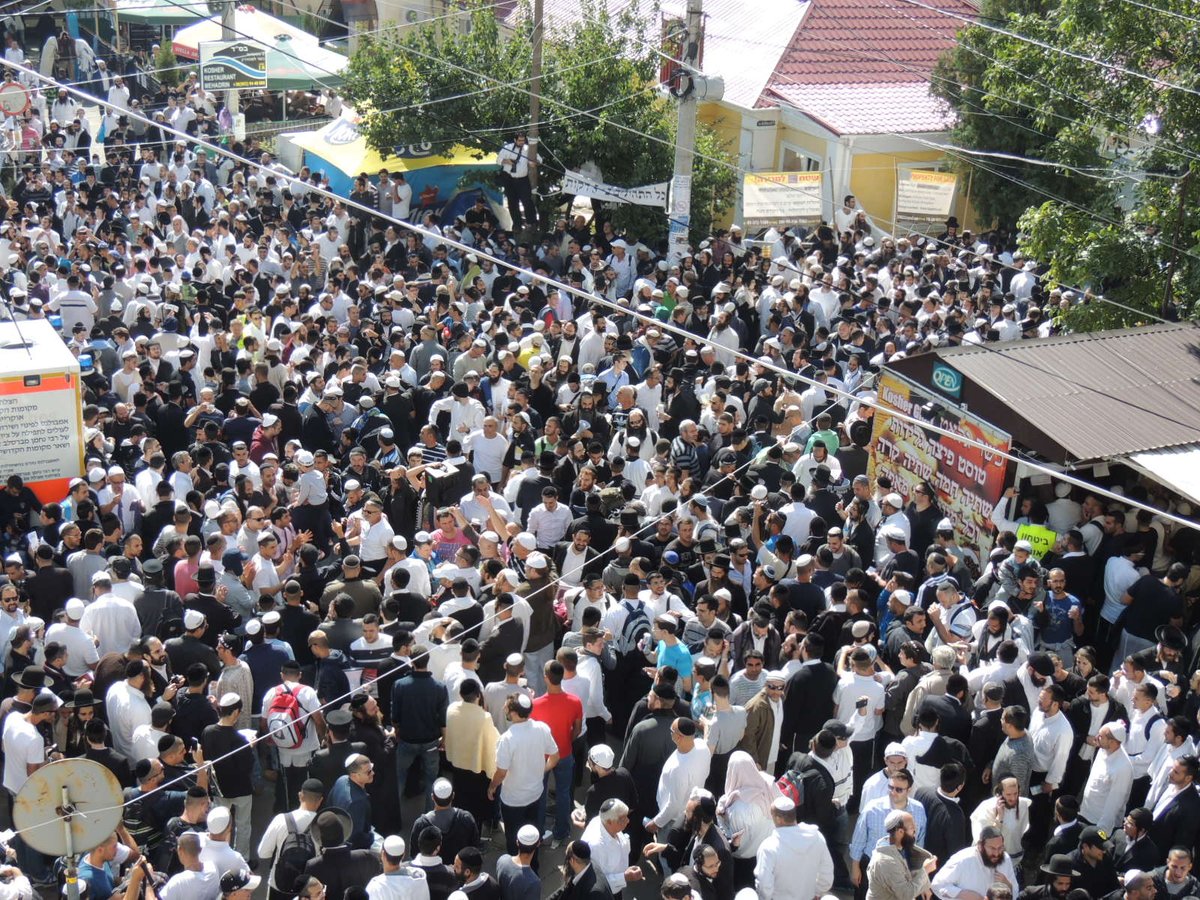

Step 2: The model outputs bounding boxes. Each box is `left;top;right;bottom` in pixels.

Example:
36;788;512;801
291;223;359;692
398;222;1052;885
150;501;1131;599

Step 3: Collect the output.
766;80;954;135
769;0;976;86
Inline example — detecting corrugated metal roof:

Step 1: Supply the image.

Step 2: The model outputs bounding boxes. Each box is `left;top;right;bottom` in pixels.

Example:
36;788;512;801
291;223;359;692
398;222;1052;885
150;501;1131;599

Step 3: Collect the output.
935;324;1200;460
1125;444;1200;507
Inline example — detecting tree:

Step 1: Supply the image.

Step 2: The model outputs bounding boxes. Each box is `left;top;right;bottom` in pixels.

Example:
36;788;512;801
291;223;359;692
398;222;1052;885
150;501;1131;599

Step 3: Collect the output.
339;0;738;244
932;0;1200;326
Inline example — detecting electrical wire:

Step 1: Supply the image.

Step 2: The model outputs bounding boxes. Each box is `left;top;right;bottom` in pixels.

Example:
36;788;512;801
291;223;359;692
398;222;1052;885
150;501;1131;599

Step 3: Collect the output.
6;55;1200;839
1113;0;1200;25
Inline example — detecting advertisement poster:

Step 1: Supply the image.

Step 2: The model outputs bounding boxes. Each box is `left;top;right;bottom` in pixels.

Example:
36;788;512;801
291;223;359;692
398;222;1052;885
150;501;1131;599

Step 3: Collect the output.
742;171;823;227
869;371;1012;558
199;41;268;92
896;170;957;218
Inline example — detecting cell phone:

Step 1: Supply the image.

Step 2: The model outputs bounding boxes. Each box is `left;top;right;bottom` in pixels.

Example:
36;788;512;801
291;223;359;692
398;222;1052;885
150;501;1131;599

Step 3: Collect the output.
856;698;869;710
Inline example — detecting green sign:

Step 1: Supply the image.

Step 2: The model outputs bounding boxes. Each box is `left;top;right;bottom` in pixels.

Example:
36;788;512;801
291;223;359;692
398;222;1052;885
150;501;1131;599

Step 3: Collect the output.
932;362;963;398
1017;524;1057;560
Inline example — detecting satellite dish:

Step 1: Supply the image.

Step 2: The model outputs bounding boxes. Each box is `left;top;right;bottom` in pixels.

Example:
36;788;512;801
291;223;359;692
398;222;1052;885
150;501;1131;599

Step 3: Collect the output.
13;759;125;857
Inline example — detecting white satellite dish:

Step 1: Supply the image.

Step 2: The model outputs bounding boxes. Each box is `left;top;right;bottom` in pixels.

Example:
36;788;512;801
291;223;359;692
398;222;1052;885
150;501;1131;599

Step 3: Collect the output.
13;758;125;857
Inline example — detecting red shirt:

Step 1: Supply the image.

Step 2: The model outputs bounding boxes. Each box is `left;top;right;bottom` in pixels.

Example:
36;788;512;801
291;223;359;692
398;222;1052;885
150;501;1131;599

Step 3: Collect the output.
531;691;583;757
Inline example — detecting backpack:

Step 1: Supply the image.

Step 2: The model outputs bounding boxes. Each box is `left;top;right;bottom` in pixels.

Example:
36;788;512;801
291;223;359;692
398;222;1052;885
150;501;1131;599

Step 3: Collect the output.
617;600;651;655
273;813;317;893
266;683;306;749
775;766;823;824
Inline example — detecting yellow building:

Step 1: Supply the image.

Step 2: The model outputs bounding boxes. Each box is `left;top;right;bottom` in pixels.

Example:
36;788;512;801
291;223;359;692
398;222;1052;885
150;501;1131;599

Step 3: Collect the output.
687;0;981;233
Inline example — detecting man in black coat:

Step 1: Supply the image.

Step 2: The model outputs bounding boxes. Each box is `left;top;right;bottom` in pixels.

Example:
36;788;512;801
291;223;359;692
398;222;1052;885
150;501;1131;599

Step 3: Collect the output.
619;687;677;829
780;633;838;757
913;763;969;867
556;841;613;900
968;684;1006;807
1064;674;1127;796
410;778;480;865
1068;827;1120;899
308;709;369;794
1148;756;1200;853
304;809;381;900
919;673;972;745
477;595;524;684
1116;808;1161;873
1042;796;1084;866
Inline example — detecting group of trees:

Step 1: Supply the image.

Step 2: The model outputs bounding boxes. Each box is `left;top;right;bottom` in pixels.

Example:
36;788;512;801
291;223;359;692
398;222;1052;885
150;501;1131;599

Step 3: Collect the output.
932;0;1200;327
340;0;737;246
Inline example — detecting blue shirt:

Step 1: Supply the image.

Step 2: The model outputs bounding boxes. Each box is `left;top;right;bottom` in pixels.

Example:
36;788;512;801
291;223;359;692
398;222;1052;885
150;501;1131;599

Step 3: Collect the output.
78;859;115;900
850;796;927;860
328;775;373;849
1040;593;1082;644
656;640;693;681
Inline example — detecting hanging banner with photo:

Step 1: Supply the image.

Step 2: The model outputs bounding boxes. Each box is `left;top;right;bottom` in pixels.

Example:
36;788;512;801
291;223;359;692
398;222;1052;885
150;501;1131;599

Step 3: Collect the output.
741;171;823;228
895;169;957;231
869;371;1012;558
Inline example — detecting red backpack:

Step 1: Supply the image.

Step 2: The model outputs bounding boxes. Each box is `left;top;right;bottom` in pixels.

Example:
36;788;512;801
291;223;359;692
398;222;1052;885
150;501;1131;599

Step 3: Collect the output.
266;683;306;749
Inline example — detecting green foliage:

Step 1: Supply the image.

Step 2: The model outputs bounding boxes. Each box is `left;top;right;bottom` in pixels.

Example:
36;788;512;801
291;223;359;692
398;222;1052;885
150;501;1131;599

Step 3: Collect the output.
932;0;1200;327
340;0;737;245
154;43;181;89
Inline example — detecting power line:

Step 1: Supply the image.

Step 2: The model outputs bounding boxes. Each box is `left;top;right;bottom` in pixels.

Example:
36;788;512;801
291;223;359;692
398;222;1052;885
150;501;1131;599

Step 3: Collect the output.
10;53;1197;539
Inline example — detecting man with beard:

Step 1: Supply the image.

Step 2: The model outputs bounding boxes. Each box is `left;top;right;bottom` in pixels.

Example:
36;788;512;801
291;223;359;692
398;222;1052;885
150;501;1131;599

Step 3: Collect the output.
865;810;934;900
969;778;1030;872
643;791;733;898
1002;651;1056;713
1017;855;1080;900
931;826;1019;900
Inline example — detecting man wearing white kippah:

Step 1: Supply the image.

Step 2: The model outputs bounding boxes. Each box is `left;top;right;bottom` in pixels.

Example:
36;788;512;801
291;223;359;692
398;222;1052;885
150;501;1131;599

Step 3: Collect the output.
366;835;428;900
1079;722;1133;835
755;796;833;900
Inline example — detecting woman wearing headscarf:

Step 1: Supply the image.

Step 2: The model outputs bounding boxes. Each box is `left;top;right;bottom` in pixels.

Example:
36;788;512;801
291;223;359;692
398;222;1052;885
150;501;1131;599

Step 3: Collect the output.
717;750;782;889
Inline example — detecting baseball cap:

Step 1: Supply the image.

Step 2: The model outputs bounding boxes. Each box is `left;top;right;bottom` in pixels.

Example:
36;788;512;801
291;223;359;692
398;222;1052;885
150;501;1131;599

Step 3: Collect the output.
219;869;261;894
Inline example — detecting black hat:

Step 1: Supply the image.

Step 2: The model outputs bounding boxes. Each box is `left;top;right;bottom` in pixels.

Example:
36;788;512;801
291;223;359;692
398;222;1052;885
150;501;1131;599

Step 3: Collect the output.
823;719;851;740
219;869;261;894
62;688;100;709
1156;624;1188;651
1079;826;1110;848
1040;855;1080;878
1027;651;1055;677
12;665;49;690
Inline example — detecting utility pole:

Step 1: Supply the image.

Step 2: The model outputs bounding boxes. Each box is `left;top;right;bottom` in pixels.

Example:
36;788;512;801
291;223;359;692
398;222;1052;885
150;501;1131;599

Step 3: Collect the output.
527;0;543;194
668;0;703;264
219;0;239;116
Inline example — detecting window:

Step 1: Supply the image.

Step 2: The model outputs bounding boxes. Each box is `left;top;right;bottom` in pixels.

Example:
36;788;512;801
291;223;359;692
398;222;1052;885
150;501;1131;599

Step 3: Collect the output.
781;144;822;172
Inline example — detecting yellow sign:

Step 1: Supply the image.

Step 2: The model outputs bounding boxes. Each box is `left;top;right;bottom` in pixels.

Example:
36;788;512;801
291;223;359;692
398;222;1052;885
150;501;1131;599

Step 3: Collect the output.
742;171;823;226
1017;524;1058;560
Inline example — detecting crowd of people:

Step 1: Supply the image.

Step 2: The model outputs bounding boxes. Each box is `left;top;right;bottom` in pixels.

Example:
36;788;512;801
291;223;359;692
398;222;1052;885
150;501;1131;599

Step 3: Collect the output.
0;26;1197;900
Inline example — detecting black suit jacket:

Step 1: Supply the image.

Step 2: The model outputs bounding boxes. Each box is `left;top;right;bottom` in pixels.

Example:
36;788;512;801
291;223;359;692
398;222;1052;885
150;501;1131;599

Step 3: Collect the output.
781;661;838;755
920;694;971;745
969;710;1005;776
1043;821;1084;864
477;618;524;684
1066;696;1127;761
1150;784;1200;853
1117;835;1162;874
552;864;612;900
552;542;603;582
914;788;969;864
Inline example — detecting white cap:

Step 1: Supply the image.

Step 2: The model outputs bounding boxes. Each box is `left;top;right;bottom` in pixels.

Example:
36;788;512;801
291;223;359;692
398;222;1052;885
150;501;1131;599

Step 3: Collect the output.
206;806;231;832
344;479;361;492
88;467;106;482
1108;722;1128;742
771;797;796;813
588;744;615;768
515;533;537;551
432;778;453;800
91;570;111;585
884;809;908;831
527;552;548;570
884;492;904;508
262;413;279;428
218;692;241;709
244;619;262;636
892;589;913;607
750;485;768;500
295;450;315;466
884;742;908;759
65;598;86;620
184;609;206;630
383;835;405;858
345;753;368;768
516;824;541;846
765;670;787;684
263;611;281;625
505;653;525;667
392;535;408;552
615;537;631;553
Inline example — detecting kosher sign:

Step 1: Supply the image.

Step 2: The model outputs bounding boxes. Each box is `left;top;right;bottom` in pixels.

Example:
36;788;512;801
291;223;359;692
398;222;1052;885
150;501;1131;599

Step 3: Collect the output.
199;41;268;92
741;171;823;227
560;170;668;208
896;170;957;219
869;371;1011;558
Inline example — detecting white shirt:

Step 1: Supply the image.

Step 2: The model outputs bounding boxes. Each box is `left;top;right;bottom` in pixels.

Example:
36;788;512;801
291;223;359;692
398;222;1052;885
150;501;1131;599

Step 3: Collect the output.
527;503;574;548
257;808;319;891
105;679;152;760
835;672;885;743
930;846;1019;900
1127;705;1168;777
260;681;321;764
2;713;44;794
78;593;142;657
653;739;713;829
159;865;220;900
575;653;610;722
755;823;834;900
466;431;510;483
1029;709;1073;786
198;838;246;877
1078;746;1133;835
366;869;430;900
495;718;558;806
581;817;631;893
44;621;99;676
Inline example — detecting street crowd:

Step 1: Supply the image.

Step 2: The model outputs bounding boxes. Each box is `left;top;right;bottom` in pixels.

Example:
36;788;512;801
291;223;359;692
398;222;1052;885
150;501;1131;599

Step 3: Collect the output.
0;35;1196;900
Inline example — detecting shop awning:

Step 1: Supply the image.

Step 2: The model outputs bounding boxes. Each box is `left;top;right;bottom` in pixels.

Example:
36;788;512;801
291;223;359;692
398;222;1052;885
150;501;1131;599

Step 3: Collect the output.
1120;444;1200;507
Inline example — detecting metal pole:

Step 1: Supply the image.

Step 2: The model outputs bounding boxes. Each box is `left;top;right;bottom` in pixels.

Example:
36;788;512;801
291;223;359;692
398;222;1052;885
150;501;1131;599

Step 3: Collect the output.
220;0;239;116
668;0;702;264
61;786;79;900
527;0;543;196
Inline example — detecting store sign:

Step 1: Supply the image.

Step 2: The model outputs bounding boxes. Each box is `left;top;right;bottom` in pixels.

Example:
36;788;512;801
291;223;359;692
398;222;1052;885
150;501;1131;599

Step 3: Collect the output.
932;362;963;398
870;371;1012;558
199;41;267;92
